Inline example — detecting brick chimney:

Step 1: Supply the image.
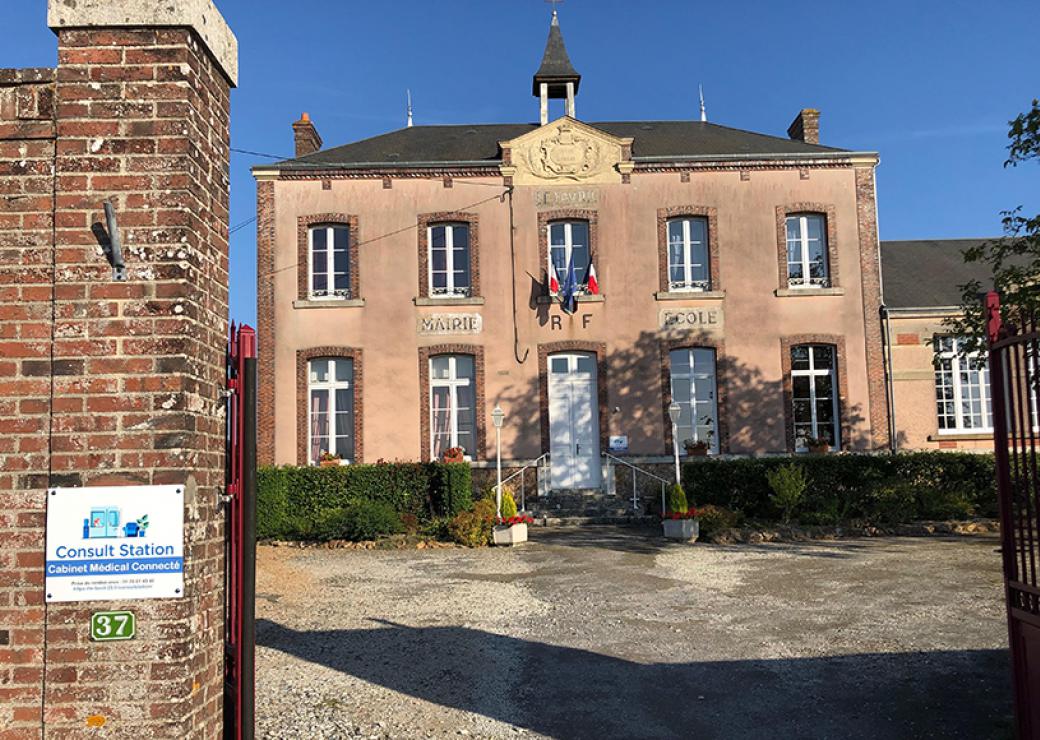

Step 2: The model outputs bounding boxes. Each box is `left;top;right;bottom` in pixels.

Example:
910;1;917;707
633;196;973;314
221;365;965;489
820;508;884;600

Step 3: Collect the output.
292;112;322;157
787;108;820;145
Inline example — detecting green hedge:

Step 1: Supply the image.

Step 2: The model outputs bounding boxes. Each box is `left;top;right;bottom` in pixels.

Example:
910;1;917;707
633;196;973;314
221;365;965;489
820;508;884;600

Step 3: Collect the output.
681;452;996;525
257;462;472;540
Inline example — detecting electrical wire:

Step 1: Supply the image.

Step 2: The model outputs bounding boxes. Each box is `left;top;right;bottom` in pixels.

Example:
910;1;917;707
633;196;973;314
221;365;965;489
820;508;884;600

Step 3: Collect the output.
257;189;509;279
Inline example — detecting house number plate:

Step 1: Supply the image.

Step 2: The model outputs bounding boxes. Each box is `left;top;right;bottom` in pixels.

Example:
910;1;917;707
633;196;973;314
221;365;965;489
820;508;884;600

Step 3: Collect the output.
90;610;136;641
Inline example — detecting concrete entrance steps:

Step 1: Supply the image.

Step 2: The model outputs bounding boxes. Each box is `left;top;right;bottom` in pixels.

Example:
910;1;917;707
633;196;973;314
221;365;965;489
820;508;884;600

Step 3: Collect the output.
527;488;656;527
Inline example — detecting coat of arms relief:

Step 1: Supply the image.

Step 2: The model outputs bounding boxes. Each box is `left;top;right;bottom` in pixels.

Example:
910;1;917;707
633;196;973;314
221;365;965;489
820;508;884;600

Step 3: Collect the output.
525;124;605;181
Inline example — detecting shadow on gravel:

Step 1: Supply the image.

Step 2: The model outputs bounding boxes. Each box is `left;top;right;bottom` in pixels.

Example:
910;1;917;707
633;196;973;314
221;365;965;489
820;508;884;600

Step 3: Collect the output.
256;618;1012;740
529;525;670;555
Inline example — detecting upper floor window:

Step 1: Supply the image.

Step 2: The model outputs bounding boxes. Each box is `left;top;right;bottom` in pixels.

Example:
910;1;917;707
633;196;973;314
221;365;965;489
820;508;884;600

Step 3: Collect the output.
429;354;476;460
309;224;351;299
935;337;992;433
548;220;590;292
308;357;355;464
791;344;840;450
785;213;829;288
667;217;710;291
429;223;471;297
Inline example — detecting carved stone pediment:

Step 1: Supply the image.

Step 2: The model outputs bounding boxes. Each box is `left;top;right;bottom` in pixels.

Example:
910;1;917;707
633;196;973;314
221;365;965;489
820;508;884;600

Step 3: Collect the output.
500;117;632;186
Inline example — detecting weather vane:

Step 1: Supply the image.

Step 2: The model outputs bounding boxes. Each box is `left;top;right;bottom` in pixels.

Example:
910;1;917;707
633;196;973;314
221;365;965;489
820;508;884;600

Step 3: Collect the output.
545;0;564;14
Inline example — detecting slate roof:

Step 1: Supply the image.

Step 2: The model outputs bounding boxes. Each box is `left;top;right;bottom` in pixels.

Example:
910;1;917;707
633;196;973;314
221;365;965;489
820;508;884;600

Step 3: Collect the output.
533;14;580;95
881;238;1001;309
268;120;851;170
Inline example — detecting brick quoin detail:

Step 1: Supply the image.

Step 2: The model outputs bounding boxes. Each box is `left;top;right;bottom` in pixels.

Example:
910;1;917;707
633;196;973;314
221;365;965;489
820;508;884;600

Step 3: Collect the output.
656;205;721;293
854;167;891;449
296;347;364;465
780;335;851;453
659;338;730;454
775;203;840;289
256;180;276;464
537;341;610;453
1;17;235;737
296;213;360;301
537;209;598;292
418;344;486;462
416;211;481;299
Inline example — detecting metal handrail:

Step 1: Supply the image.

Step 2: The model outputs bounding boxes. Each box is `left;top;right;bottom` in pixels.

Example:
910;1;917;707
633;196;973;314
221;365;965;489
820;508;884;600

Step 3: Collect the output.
497;453;550;513
602;452;672;513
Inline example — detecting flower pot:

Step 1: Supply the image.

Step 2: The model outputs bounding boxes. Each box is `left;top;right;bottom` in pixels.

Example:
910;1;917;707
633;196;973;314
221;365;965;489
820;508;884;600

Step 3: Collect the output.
442;455;465;464
807;444;829;455
662;518;699;542
319;459;341;468
685;446;709;457
493;522;528;547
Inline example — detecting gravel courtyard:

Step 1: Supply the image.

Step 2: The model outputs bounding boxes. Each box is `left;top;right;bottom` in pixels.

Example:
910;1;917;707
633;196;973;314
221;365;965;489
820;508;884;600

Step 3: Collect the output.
255;528;1011;740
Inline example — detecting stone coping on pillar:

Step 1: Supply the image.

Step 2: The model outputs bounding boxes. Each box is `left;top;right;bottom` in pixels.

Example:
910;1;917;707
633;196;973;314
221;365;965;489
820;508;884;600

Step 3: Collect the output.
47;0;239;86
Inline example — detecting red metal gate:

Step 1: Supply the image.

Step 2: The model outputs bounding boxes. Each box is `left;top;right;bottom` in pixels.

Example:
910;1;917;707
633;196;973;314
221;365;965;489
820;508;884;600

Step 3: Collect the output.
987;292;1040;739
225;323;257;740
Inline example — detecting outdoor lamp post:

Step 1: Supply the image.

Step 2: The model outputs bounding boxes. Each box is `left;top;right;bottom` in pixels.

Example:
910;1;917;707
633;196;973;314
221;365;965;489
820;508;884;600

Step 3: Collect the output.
492;405;505;518
668;401;681;485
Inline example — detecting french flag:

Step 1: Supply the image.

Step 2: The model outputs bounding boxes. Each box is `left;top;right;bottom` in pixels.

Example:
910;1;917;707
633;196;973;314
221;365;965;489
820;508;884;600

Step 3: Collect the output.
549;261;561;294
587;263;599;295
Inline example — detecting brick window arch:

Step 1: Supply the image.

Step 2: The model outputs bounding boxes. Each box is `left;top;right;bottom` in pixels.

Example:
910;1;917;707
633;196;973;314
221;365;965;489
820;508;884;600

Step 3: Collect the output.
296;347;363;464
297;213;360;301
418;344;486;462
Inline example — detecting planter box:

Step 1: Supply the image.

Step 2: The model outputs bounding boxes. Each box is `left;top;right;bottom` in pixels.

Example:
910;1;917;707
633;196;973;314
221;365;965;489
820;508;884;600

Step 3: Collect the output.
319;459;341;468
493;523;528;547
662;518;699;542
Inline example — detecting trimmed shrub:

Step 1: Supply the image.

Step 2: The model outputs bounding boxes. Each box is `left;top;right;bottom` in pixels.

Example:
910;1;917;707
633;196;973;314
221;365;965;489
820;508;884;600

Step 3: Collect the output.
682;451;996;525
342;500;403;541
257;466;293;539
448;498;497;547
428;463;473;517
697;505;742;537
500;489;518;519
666;483;689;514
766;463;807;523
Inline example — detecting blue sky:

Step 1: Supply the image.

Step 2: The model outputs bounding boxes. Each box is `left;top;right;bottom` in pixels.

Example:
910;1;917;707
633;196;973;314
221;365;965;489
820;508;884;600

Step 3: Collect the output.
5;1;1036;325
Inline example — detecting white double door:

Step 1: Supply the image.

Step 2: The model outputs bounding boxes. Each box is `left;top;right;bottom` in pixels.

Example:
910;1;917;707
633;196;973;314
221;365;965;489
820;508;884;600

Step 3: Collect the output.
548;353;601;489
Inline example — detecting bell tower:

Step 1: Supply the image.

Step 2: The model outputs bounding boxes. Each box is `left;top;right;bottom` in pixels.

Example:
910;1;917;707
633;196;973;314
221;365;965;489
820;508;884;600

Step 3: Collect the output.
533;8;581;125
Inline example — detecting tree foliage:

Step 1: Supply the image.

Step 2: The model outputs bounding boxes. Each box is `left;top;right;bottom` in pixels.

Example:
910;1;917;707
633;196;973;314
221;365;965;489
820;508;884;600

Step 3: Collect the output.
943;99;1040;357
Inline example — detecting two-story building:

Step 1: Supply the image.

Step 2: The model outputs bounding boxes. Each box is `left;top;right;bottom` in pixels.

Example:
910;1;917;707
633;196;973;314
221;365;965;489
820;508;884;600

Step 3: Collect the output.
254;10;892;490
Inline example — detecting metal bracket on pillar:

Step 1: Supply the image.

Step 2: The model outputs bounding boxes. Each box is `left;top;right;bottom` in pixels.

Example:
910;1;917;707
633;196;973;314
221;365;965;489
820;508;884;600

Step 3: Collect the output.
101;201;127;281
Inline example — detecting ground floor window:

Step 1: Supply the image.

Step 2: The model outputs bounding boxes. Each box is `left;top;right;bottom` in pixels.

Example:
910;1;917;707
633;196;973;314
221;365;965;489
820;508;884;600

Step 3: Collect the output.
308;357;355;463
430;354;476;459
934;336;992;432
669;347;718;452
791;344;840;450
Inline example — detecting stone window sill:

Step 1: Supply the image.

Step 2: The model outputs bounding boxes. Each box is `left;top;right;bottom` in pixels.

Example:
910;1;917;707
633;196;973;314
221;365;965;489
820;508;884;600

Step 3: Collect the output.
293;298;366;309
414;296;485;306
536;294;605;305
654;290;725;301
774;287;845;297
927;432;993;442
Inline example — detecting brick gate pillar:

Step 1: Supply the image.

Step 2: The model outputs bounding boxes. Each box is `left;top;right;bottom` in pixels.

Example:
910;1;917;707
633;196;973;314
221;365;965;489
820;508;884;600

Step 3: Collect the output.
0;1;237;736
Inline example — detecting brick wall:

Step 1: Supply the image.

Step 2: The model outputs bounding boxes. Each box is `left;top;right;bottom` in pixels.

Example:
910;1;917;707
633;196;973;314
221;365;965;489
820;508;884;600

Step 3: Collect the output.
0;66;57;736
0;18;233;738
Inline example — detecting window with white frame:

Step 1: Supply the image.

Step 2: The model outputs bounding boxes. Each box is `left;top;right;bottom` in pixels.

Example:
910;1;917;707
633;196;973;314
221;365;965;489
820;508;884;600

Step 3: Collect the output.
785;213;829;288
548;220;590;292
428;223;471;297
790;344;840;449
667;217;711;291
429;354;476;459
669;347;719;453
934;337;992;432
308;357;355;464
309;224;351;299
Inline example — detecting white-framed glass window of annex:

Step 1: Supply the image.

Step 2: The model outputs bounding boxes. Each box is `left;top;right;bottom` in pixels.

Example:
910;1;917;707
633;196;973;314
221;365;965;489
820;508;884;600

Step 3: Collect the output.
785;213;829;288
308;357;355;464
935;336;992;433
430;354;476;460
548;220;590;293
667;217;710;291
309;224;350;299
669;347;719;453
428;223;471;297
791;344;840;450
